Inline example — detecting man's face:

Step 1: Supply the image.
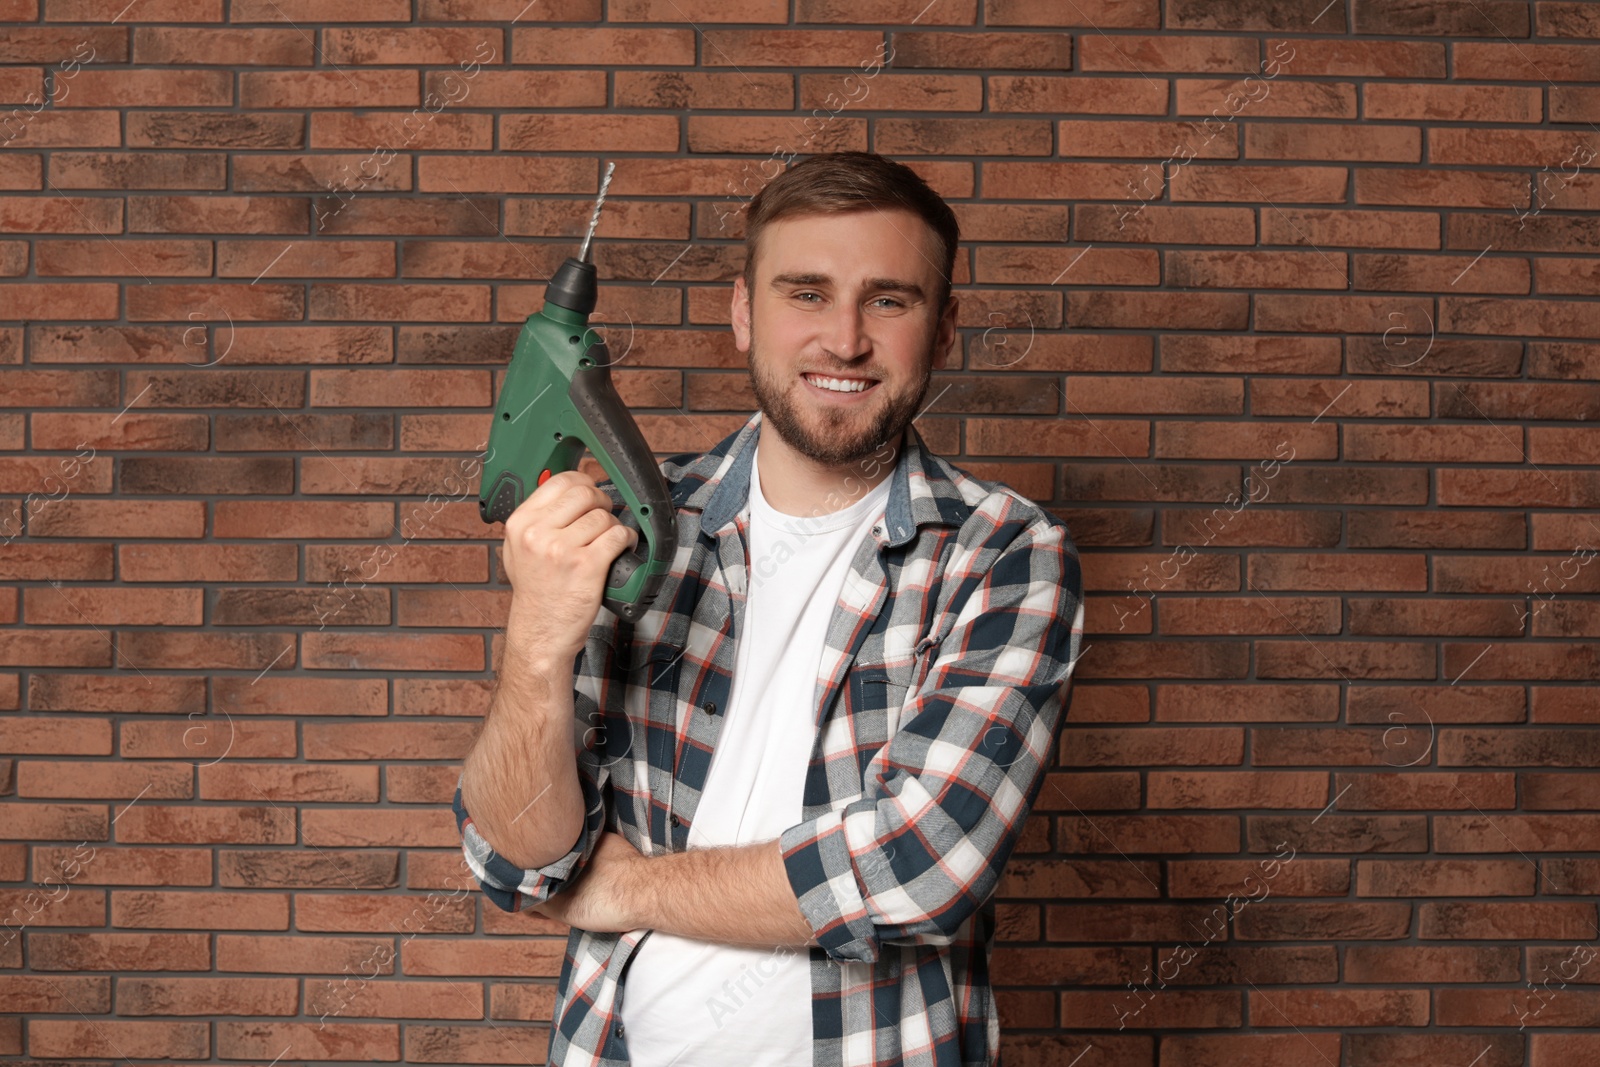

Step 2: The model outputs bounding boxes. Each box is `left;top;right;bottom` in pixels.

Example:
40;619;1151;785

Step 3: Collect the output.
731;207;958;469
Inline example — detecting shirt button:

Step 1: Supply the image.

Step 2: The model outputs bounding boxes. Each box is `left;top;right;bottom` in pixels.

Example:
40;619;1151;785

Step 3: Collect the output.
702;701;716;716
615;1022;624;1037
670;814;681;827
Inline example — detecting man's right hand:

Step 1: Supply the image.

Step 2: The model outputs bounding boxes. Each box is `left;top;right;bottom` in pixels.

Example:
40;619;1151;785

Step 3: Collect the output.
501;469;638;663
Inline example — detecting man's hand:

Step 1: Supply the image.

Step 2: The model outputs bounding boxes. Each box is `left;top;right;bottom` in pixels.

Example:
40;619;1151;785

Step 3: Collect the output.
530;831;644;932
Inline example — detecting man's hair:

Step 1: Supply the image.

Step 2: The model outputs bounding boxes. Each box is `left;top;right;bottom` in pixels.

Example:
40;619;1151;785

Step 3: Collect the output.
740;151;960;314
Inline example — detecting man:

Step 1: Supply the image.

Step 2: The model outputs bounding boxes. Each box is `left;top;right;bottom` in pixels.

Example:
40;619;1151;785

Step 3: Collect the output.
453;151;1084;1067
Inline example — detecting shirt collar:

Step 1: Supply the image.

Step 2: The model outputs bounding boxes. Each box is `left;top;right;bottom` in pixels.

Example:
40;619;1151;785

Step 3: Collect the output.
669;410;973;548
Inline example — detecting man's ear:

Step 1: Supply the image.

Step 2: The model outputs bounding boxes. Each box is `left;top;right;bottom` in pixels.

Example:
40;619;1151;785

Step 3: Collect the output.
731;274;752;353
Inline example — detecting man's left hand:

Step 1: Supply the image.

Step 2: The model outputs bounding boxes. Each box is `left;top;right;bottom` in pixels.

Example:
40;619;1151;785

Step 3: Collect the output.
530;831;643;932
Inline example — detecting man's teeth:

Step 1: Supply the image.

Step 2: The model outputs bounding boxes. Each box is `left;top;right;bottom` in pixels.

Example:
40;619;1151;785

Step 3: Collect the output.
805;374;873;393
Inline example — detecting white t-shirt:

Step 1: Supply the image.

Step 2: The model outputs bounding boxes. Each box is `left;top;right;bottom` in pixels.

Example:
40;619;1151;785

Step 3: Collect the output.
618;444;893;1067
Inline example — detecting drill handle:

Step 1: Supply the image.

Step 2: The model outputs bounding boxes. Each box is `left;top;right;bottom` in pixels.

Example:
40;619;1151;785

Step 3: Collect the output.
568;361;679;621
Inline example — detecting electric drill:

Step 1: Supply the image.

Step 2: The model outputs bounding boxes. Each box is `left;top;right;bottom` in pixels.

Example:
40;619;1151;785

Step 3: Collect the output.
478;162;677;624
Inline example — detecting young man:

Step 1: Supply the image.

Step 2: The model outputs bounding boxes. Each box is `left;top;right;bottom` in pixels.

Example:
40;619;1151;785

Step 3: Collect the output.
454;151;1084;1067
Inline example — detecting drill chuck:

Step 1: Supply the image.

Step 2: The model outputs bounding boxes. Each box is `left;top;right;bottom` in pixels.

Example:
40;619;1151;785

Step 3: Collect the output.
543;256;598;316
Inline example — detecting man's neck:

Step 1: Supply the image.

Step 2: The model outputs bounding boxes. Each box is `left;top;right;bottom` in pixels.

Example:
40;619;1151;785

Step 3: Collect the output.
754;428;900;518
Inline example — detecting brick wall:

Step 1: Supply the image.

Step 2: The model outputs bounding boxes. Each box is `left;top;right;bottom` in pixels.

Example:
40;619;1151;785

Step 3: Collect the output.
3;1;1598;1064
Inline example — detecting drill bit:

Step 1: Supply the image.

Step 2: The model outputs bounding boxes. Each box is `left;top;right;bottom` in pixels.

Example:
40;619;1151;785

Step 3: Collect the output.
578;161;615;263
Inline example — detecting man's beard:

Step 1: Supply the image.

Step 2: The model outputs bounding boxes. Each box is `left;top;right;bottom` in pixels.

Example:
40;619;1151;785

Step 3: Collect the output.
746;317;934;469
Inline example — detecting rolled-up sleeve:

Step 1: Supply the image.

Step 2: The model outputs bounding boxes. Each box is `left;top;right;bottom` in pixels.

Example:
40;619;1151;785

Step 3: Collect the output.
778;516;1084;963
452;634;617;914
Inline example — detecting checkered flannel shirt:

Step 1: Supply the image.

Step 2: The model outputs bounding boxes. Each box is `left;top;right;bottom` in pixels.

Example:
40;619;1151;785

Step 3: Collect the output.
454;409;1084;1067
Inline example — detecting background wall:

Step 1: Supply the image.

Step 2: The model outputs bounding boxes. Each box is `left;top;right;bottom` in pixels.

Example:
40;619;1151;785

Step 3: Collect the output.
3;1;1599;1065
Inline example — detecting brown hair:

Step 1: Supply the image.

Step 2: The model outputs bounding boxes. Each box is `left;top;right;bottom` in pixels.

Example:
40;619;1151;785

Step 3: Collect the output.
740;151;960;314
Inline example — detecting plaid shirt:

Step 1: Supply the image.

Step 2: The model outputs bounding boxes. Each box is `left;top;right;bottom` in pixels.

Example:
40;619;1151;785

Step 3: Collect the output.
454;410;1083;1067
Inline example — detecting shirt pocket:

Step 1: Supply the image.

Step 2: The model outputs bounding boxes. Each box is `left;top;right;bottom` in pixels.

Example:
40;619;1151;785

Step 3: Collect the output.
608;640;685;842
846;659;915;781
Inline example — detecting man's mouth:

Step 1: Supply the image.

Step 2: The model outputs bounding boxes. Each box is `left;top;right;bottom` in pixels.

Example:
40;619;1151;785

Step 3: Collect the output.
802;373;878;395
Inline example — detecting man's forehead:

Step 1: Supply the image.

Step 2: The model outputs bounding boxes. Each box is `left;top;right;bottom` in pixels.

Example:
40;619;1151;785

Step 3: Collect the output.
758;209;940;287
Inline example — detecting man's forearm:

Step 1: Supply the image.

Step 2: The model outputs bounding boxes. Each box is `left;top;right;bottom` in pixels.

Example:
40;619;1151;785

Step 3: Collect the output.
460;647;586;871
623;838;819;949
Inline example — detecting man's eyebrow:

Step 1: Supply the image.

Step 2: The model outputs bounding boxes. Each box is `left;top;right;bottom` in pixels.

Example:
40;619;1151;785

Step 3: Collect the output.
768;272;927;302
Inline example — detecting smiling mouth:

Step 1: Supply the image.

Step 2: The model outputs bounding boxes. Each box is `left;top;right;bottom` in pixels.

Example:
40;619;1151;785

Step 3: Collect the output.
802;372;879;395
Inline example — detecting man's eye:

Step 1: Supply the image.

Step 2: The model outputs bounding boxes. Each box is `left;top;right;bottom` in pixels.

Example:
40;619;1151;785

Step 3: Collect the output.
871;297;904;309
794;292;821;303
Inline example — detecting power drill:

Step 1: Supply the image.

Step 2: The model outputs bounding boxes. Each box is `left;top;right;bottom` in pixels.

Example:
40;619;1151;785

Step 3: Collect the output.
478;162;677;624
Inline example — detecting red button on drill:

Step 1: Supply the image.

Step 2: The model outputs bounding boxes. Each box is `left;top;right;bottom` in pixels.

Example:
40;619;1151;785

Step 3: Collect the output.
537;469;551;486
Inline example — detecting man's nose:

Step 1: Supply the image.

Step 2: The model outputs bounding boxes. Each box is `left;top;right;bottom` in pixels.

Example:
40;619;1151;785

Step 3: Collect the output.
824;302;871;361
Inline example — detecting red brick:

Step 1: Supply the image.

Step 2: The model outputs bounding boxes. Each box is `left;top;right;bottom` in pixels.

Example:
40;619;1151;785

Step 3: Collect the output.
220;850;398;890
136;27;310;65
385;765;460;804
47;0;222;18
295;892;473;934
1148;771;1327;810
1062;988;1241;1029
36;237;213;275
1360;859;1533;897
113;805;295;845
1345;945;1519;984
128;194;307;234
320;26;503;64
302;632;484;673
2;282;119;319
0;717;111;755
320;107;482;154
117;630;298;672
0;544;115;581
403;937;565;977
1164;1033;1343;1065
1349;597;1524;638
0;974;109;1013
1336;770;1515;810
0;110;121;149
200;763;377;803
241;70;418;108
0;887;105;929
307;978;483;1021
61;68;233;108
15;759;191;799
117;976;299;1016
1235;900;1414;940
29;1019;208;1060
1247;987;1426;1026
1421;901;1597;940
1159;596;1340;636
1;802;107;840
1167;858;1348;898
1157;683;1338;722
119;719;295;761
1251;378;1429;418
112;890;289;930
1438;814;1600;852
217;933;395;974
234;0;411;17
301;808;460;848
395;678;493;717
307;283;486;321
29;932;210;971
127;110;304;150
217;239;396;280
32;845;211;887
120;543;297;582
216;1021;400;1062
126;282;304;323
1250;553;1427;592
0;25;127;59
